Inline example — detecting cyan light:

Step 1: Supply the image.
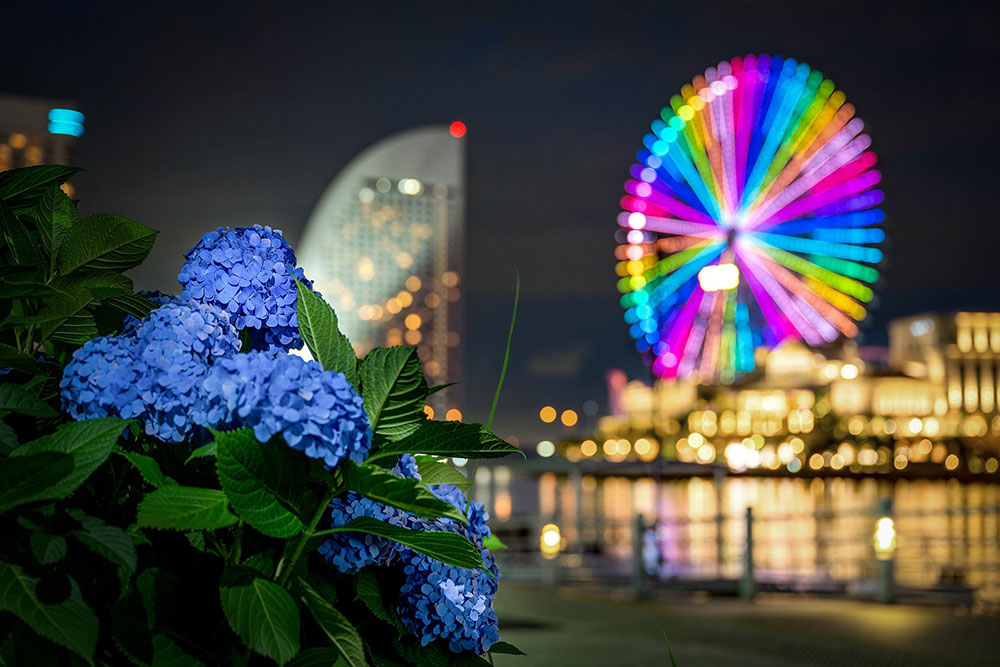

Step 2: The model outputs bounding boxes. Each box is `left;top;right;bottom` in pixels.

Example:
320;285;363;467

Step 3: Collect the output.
47;109;85;137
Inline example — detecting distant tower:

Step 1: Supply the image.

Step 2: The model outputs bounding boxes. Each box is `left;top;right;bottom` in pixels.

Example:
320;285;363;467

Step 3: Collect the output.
0;93;84;193
297;125;465;417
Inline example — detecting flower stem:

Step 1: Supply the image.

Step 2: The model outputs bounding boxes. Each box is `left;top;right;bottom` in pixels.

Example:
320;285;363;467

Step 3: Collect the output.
275;485;339;586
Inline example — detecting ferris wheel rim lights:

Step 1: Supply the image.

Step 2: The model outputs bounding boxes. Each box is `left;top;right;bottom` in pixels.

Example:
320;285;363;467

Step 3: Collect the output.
617;53;885;384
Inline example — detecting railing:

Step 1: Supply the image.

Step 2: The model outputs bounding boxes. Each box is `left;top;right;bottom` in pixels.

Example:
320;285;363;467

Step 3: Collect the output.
492;501;1000;611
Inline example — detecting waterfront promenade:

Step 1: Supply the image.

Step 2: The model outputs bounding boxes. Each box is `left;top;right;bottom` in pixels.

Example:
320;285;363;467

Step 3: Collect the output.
493;584;1000;666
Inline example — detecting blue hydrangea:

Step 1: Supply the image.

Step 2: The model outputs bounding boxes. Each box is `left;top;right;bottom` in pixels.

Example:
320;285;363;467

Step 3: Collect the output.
130;301;240;441
319;454;500;653
396;533;500;654
178;225;312;351
61;300;240;442
201;349;371;466
61;335;144;421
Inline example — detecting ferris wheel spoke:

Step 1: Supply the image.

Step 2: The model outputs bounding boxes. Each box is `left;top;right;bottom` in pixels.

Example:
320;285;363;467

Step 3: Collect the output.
737;250;829;345
752;231;883;264
741;241;874;301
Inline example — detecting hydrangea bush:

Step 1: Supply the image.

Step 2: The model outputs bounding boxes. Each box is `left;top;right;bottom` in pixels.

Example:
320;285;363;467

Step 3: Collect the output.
0;166;523;666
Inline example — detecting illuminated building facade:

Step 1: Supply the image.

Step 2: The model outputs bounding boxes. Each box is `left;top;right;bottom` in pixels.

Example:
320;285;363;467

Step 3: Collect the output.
0;94;84;191
297;125;465;416
575;312;1000;477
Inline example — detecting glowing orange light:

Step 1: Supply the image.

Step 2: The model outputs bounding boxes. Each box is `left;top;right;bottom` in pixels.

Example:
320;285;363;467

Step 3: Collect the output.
539;406;557;423
449;121;466;138
560;410;578;427
423;405;434;419
445;408;462;421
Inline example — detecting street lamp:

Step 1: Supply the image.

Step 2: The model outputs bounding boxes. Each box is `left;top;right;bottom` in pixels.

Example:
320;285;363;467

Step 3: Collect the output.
873;497;895;603
540;523;561;559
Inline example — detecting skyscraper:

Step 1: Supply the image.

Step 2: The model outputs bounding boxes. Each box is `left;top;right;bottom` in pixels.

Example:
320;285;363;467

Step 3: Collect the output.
297;125;465;417
0;94;84;192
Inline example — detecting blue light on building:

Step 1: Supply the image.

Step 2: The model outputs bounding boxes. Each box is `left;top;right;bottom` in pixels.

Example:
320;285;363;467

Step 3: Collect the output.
47;108;85;137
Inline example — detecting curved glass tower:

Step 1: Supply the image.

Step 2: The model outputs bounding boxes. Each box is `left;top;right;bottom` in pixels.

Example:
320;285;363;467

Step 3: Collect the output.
297;126;465;415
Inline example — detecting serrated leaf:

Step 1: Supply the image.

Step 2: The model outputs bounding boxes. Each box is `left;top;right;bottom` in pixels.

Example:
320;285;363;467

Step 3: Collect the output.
103;294;157;321
0;417;19;455
34;185;78;269
73;515;137;571
0;561;97;664
118;450;177;488
0;383;57;417
185;441;217;464
0;452;67;512
0;344;36;373
369;421;521;462
295;278;358;386
343;461;466;523
214;428;307;538
298;579;367;667
111;586;152;664
0;165;81;200
36;286;99;344
51;270;132;297
359;347;428;440
414;455;471;492
354;569;398;629
0;201;42;267
151;634;206;667
10;418;125;502
488;641;526;655
481;534;508;551
57;213;157;275
325;517;485;571
29;532;68;565
137;486;238;531
220;568;300;666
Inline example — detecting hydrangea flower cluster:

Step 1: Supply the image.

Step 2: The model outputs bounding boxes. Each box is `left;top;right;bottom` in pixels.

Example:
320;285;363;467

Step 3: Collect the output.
201;350;371;466
319;455;500;654
178;225;311;351
61;300;240;442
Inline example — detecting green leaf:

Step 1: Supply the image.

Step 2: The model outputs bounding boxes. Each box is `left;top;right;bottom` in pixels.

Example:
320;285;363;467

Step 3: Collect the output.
359;347;428;440
136;486;238;531
481;534;508;551
354;569;397;628
295;278;358;386
414;455;471;492
111;586;152;663
344;461;466;523
151;634;206;667
34;185;78;268
102;294;157;321
0;165;81;200
0;383;57;417
488;641;526;656
36;287;98;344
214;428;308;538
324;517;485;571
219;568;300;666
0;201;42;267
0;344;36;373
369;421;521;462
118;450;177;488
427;382;458;396
11;419;125;503
0;417;17;455
0;561;97;664
298;579;367;667
57;213;157;275
72;515;138;571
288;648;349;666
29;532;68;565
0;452;74;512
185;441;217;464
51;270;132;298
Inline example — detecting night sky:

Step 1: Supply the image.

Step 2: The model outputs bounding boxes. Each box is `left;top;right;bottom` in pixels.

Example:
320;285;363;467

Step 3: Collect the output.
3;1;998;439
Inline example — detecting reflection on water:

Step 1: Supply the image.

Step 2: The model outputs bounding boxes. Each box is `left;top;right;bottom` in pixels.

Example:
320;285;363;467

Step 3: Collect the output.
478;467;1000;602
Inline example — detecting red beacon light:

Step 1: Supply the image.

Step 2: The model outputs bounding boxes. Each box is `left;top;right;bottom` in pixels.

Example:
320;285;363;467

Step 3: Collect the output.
449;121;466;138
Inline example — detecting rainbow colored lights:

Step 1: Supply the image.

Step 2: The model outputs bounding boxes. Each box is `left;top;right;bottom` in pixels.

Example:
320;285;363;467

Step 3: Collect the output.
617;54;885;383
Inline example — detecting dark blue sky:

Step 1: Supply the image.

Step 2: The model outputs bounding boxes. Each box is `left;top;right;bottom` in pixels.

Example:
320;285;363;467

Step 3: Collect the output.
3;1;998;439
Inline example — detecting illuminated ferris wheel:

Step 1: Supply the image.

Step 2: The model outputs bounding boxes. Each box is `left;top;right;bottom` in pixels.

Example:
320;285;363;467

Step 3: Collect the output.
617;54;885;384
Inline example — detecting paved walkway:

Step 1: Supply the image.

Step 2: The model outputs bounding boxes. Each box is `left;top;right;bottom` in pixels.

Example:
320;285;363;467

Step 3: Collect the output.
492;585;1000;666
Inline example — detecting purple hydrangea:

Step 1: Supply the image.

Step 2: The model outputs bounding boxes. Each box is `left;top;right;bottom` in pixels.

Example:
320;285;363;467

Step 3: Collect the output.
201;349;371;467
178;225;311;351
61;301;239;442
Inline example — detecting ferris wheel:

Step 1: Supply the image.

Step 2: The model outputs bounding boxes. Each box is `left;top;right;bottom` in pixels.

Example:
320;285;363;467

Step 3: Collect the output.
617;54;885;384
